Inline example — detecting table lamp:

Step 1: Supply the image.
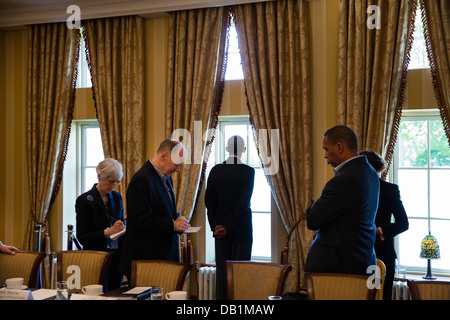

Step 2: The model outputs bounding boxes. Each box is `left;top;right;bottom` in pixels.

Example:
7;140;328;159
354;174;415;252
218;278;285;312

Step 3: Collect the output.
420;232;440;280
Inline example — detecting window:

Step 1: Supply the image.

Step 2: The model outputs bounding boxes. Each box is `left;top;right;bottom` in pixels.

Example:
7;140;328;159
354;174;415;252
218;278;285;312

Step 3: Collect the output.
393;110;450;274
62;120;104;249
205;116;272;261
225;20;244;81
408;2;429;69
80;123;104;192
76;31;92;88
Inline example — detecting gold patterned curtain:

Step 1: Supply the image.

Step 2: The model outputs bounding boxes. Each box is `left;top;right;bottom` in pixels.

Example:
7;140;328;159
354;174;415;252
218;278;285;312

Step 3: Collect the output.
25;23;80;286
337;0;416;174
166;8;229;220
233;0;313;292
422;0;450;146
82;16;145;201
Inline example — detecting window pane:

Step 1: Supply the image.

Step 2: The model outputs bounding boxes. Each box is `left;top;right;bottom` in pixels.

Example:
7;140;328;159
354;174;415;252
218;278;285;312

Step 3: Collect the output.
430;170;450;219
225;53;244;80
76;34;92;88
430;119;450;168
228;22;240;53
408;3;429;70
225;22;244;81
84;167;98;193
250;168;271;212
251;212;271;258
429;220;450;271
397;169;428;218
247;126;261;168
85;127;104;166
398;120;428;168
398;219;428;268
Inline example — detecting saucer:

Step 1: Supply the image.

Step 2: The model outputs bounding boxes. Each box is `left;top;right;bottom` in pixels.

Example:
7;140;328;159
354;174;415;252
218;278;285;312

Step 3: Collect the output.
6;285;27;290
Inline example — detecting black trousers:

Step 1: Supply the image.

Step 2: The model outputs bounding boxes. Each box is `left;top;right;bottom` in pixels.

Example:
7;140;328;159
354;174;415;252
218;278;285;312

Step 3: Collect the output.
105;248;123;292
215;238;252;300
382;256;395;300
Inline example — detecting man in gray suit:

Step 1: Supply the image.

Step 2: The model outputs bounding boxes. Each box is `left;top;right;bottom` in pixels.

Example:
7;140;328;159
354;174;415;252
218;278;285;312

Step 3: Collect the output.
305;125;379;275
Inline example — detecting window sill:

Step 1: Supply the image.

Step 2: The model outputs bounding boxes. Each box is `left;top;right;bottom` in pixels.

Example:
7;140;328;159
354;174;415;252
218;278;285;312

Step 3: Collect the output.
395;273;450;282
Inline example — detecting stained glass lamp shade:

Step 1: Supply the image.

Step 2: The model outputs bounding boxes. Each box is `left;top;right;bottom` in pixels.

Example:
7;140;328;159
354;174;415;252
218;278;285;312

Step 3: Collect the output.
420;233;440;280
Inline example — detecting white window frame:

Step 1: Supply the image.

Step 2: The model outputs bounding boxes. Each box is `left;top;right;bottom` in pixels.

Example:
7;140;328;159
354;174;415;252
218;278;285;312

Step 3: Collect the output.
393;109;450;275
62;120;102;249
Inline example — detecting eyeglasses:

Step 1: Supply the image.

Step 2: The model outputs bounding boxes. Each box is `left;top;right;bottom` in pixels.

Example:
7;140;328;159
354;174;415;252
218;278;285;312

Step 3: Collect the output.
107;179;121;185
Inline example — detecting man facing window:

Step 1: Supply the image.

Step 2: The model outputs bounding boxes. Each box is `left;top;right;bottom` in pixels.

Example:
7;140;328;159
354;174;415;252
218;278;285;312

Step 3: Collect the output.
205;135;255;300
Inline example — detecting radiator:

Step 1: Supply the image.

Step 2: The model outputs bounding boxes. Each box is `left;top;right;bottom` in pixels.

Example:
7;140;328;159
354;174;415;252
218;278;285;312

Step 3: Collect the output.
198;266;216;300
392;281;411;300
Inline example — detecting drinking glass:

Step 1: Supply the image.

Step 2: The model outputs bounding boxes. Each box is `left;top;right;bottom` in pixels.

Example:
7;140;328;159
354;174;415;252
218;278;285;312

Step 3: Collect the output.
151;287;163;300
56;281;69;300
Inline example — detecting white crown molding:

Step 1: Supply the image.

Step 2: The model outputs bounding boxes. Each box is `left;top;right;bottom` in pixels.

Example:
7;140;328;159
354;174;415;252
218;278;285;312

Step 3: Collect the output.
0;0;272;29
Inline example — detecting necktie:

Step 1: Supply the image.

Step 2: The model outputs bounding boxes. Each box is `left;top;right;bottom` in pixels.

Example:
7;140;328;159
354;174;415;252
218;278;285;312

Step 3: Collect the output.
164;178;173;202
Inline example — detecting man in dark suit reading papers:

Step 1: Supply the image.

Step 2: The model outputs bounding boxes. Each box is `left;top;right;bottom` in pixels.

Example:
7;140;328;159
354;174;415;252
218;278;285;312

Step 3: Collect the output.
120;139;190;279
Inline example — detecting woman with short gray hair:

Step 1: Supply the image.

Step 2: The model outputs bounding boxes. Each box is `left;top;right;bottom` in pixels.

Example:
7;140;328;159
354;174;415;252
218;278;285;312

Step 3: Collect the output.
76;158;126;291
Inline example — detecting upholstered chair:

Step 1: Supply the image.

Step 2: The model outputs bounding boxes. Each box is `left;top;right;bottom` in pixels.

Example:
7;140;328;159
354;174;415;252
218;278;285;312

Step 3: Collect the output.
305;272;377;300
226;261;292;300
130;260;191;298
408;279;450;300
376;258;386;300
56;250;113;293
0;251;46;288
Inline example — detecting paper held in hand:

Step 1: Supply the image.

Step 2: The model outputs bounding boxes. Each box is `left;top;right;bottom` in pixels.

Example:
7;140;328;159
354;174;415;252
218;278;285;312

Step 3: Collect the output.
110;228;126;240
185;226;201;233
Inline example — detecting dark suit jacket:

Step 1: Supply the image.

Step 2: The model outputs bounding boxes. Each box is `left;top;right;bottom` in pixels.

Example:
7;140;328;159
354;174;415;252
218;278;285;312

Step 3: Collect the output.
120;160;179;278
75;184;125;251
305;156;380;275
205;157;255;241
374;179;409;261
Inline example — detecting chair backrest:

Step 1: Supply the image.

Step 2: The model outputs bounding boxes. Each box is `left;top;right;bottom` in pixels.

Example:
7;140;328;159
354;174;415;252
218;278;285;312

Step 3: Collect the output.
130;260;191;296
0;251;46;289
305;272;377;300
376;258;386;300
407;279;450;300
226;261;292;300
56;250;113;292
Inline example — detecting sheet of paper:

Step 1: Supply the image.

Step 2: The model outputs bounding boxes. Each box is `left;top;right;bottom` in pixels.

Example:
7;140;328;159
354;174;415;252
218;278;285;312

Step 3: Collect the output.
0;289;33;300
122;287;151;295
185;226;201;233
110;228;126;240
70;294;117;300
31;289;57;300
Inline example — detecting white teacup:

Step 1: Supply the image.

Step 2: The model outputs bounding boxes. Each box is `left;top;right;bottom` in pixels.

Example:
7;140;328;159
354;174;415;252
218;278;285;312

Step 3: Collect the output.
82;284;103;296
165;291;187;300
5;277;24;290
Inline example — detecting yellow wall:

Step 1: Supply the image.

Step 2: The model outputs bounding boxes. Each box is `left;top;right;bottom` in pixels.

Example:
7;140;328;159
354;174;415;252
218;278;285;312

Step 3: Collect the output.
0;1;440;256
0;29;29;249
404;68;439;109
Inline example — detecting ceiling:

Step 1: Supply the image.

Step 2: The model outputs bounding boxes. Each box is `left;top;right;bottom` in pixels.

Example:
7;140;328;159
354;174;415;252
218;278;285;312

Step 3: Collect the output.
0;0;270;29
